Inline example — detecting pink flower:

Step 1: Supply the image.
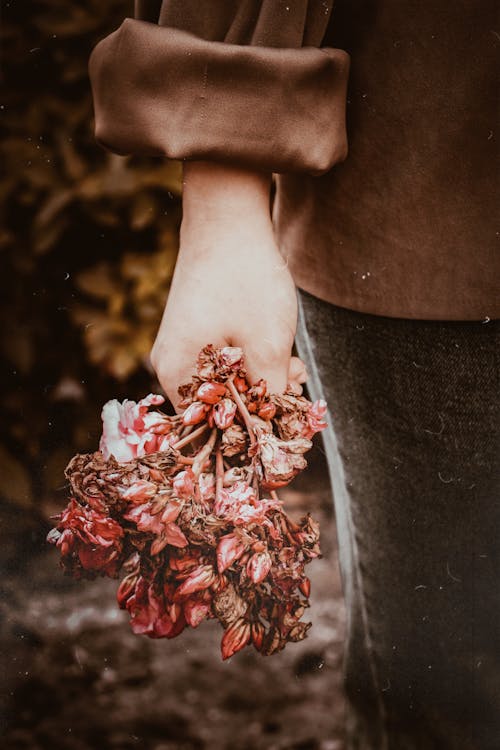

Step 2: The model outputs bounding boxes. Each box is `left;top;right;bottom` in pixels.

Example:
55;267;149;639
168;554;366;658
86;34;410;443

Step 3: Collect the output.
100;394;168;462
213;398;237;430
304;399;328;439
126;578;186;639
47;499;124;578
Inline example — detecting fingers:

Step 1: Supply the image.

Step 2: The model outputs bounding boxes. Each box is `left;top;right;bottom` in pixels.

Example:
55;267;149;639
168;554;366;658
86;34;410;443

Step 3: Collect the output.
242;341;295;395
288;356;308;385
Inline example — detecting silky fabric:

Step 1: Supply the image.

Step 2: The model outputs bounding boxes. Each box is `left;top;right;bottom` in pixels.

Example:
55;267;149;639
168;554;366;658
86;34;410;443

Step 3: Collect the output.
296;289;500;750
88;0;499;320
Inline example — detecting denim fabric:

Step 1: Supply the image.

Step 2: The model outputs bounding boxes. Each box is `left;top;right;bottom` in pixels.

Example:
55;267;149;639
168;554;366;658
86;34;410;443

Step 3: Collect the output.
296;290;499;750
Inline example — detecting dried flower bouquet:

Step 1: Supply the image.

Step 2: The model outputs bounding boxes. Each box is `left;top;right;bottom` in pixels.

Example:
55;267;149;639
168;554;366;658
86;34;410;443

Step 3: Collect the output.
48;346;327;659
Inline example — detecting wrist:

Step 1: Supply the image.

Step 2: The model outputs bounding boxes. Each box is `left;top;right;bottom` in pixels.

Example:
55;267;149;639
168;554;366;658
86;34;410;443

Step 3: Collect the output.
181;160;272;224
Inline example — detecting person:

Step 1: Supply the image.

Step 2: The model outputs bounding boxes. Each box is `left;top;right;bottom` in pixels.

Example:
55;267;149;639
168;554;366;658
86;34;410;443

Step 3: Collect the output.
88;2;499;748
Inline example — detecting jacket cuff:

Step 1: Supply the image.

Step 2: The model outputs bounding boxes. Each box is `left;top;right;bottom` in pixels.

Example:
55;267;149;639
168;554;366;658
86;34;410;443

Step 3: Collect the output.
88;18;350;176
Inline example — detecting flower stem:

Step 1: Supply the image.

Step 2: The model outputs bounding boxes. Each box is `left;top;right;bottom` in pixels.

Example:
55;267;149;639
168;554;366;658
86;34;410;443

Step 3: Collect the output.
215;448;224;505
173;423;208;451
227;377;256;445
192;428;217;475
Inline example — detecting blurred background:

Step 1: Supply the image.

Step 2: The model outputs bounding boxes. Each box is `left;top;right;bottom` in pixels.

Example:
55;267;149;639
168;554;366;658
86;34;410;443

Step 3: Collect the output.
1;2;345;748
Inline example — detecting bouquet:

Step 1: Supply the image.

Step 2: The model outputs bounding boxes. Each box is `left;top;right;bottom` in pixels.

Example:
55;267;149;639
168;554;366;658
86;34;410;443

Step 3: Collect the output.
48;346;327;659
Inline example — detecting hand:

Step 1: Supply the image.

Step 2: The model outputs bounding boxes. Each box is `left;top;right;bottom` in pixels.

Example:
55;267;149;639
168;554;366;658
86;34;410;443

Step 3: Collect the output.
150;162;305;409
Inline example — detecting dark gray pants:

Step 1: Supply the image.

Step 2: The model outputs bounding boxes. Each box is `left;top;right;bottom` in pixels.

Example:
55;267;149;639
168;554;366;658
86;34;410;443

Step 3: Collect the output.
296;290;499;750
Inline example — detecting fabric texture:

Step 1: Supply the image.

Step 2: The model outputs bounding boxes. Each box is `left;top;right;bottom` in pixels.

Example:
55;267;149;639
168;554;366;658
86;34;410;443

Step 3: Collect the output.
296;288;500;750
88;0;499;320
89;3;349;175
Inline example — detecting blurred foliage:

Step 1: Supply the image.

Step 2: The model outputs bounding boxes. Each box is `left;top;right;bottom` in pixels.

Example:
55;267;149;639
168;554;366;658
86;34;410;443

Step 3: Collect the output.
1;1;182;513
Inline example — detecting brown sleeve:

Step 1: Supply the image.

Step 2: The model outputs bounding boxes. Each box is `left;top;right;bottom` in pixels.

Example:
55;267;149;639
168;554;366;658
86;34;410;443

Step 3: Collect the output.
88;1;350;175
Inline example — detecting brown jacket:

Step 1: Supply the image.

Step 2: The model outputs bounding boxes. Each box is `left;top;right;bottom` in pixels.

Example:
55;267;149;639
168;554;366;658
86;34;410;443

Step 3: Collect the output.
89;1;499;320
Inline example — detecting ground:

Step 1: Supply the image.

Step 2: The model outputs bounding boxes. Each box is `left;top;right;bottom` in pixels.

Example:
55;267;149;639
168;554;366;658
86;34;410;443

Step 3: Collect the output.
0;448;347;750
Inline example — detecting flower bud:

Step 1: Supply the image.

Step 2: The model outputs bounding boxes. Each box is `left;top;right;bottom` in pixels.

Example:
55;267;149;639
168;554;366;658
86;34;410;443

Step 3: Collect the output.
172;469;195;499
220;346;243;370
258;402;276;421
221;618;251;660
117;572;138;609
160;500;181;524
164;522;188;548
233;375;248;393
246;551;272;584
216;533;247;573
298;577;311;598
213;398;237;430
196;381;227;404
251;621;265;651
175;565;216;598
182;401;208;426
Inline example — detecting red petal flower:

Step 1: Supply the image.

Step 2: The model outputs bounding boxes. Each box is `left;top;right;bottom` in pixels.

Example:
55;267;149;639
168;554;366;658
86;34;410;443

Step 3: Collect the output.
48;499;124;577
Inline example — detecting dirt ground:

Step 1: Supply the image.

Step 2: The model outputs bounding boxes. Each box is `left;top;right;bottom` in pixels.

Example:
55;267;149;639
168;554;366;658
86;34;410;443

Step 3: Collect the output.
0;447;347;750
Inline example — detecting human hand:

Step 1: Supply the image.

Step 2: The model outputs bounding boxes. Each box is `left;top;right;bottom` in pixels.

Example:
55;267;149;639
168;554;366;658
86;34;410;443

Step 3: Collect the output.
150;162;306;409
